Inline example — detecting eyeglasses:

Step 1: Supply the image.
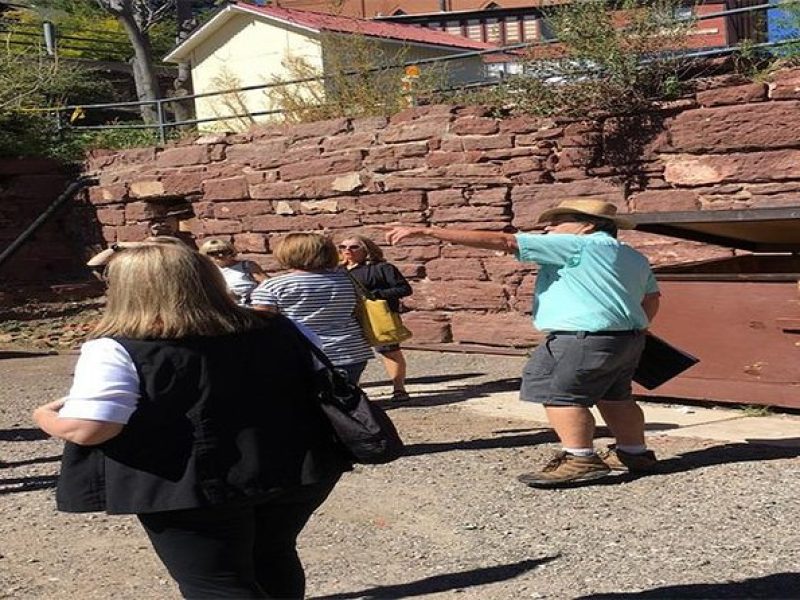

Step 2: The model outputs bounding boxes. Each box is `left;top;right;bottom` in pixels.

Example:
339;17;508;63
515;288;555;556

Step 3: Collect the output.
206;250;233;257
338;245;363;251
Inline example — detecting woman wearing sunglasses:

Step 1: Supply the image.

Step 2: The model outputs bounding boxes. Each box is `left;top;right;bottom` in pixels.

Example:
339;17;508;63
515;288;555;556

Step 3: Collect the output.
33;237;349;599
339;235;413;402
199;239;267;306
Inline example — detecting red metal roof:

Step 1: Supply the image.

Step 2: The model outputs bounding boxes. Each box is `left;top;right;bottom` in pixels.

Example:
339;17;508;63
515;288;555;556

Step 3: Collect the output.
235;2;496;51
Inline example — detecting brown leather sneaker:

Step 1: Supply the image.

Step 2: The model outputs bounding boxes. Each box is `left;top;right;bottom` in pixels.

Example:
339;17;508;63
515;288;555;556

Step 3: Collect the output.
518;451;611;488
598;446;658;473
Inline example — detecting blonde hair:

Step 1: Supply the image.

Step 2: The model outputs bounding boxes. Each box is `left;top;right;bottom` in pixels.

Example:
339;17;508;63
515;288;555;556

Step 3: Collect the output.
340;234;385;263
91;237;266;339
274;232;339;271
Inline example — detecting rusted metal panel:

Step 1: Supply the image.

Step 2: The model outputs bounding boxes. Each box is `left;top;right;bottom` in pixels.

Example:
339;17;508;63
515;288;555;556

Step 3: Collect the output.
638;280;800;409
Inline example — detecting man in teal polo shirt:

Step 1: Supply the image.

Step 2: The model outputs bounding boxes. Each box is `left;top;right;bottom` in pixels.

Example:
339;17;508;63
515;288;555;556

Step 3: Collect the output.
382;199;661;487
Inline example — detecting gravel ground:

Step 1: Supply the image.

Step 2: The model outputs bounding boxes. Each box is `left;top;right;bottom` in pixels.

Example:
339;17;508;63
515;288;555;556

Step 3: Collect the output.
1;349;799;600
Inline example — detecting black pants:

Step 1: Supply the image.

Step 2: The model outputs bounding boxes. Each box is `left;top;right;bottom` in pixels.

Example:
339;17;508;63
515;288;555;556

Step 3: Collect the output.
138;479;339;599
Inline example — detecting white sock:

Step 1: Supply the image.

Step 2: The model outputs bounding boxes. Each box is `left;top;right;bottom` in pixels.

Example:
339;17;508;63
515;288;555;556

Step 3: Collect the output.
617;444;648;455
563;447;596;457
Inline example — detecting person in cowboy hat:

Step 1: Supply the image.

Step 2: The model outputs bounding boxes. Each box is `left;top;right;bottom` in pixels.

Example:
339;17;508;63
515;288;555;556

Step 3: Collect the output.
381;198;661;487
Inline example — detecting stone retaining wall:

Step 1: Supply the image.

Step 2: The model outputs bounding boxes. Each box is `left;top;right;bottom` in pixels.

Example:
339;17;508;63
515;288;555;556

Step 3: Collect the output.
0;159;90;288
16;68;800;347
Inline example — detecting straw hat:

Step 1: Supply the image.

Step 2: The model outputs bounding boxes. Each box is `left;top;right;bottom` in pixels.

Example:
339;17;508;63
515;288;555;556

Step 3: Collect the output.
536;199;635;230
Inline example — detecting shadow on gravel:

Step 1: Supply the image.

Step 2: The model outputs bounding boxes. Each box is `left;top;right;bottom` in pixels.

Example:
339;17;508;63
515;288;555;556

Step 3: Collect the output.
310;556;558;599
576;572;800;599
404;430;557;456
0;350;58;359
377;378;523;409
361;372;486;389
2;454;61;467
0;474;58;495
0;427;50;442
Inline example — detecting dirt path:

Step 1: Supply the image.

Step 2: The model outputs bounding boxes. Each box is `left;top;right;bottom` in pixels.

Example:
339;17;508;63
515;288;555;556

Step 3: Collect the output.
2;351;799;599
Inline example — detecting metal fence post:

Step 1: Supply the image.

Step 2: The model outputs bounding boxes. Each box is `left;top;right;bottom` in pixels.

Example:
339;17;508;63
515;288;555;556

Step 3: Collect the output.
155;99;166;145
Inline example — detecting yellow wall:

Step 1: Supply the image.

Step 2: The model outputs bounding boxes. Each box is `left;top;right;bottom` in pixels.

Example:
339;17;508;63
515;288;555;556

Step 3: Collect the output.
190;14;323;131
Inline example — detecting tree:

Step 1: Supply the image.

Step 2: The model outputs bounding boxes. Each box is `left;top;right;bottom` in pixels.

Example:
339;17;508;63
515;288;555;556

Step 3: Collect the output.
94;0;175;124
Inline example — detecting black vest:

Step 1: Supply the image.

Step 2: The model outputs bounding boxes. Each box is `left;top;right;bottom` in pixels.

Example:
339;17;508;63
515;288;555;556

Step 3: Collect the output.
56;315;350;515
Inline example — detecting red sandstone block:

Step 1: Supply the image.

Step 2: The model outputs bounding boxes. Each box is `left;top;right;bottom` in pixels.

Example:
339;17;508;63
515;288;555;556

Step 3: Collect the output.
502;157;544;176
102;226;117;243
96;208;125;226
88;184;127;205
630;190;700;212
214;200;273;218
289;118;349;141
360;211;426;224
428;189;465;206
401;311;452;343
116;223;150;241
411;280;508;311
450;312;542;347
279;151;363;181
469;188;509;205
322;131;376;152
425;258;487;281
203;219;243;235
124;202;163;222
233;232;269;253
160;171;205;196
381;120;444;144
355;191;425;214
430;205;508;223
444;163;504;178
249;182;298;200
157;145;210;168
697;83;767;107
461;134;514;151
351;116;389;131
203;177;249;200
451;117;499;136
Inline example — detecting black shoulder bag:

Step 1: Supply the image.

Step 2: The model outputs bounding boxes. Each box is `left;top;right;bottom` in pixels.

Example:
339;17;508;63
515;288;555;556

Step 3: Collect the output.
295;331;405;465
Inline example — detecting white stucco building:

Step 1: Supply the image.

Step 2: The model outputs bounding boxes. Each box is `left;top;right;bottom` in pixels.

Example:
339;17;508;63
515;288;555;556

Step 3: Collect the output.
164;2;495;130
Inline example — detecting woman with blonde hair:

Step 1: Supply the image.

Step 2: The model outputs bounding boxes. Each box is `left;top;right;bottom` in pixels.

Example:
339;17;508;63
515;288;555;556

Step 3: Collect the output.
251;232;373;384
33;237;349;599
199;238;267;305
338;234;413;401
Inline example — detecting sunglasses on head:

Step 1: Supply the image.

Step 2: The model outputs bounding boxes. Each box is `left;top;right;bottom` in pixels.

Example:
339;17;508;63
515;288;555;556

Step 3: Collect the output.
338;244;362;251
207;250;232;257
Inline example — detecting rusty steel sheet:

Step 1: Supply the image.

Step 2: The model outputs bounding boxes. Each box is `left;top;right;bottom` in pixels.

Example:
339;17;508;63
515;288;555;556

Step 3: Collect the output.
638;280;800;409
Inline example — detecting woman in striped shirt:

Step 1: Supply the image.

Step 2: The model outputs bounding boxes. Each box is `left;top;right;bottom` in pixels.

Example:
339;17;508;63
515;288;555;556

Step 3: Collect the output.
250;233;373;383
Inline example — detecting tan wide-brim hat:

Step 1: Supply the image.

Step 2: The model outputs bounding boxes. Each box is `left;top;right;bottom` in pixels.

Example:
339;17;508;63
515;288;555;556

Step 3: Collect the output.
536;198;636;230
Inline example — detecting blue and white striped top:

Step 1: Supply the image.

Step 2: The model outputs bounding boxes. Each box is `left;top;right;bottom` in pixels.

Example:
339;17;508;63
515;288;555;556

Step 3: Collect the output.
250;270;373;366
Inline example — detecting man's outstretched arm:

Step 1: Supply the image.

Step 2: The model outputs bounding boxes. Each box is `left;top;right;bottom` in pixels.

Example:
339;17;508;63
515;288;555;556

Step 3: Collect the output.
381;225;519;253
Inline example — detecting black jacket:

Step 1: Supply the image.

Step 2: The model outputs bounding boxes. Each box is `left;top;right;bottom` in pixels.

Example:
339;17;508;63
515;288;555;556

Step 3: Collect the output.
344;262;412;312
56;315;350;515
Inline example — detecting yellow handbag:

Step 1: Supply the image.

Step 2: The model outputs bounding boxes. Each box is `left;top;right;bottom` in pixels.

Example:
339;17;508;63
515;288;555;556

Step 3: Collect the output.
346;271;413;346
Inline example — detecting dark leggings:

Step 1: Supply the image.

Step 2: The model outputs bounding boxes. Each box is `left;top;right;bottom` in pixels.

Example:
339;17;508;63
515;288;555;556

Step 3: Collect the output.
138;479;338;599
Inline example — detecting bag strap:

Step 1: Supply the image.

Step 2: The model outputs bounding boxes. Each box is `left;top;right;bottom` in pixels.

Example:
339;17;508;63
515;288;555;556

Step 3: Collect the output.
343;267;376;301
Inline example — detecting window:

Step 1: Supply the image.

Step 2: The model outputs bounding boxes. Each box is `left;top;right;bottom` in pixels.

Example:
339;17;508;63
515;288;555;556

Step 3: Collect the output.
505;17;520;43
522;15;539;41
486;17;502;43
674;5;693;21
446;20;463;36
466;19;482;40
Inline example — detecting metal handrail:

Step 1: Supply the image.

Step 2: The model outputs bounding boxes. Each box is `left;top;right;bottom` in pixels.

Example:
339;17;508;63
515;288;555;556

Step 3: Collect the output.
27;0;800;142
